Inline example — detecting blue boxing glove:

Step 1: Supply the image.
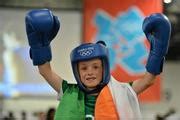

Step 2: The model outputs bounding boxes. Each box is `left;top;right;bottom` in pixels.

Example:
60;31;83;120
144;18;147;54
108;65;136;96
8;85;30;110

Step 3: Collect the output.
143;13;171;75
25;9;60;65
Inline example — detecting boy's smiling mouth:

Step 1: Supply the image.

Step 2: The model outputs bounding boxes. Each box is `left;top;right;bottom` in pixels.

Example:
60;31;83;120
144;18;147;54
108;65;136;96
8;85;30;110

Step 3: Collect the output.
86;77;96;81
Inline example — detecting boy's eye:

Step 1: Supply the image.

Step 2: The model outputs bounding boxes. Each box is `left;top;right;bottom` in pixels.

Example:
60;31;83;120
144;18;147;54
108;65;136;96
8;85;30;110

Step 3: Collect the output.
94;65;99;69
80;67;87;70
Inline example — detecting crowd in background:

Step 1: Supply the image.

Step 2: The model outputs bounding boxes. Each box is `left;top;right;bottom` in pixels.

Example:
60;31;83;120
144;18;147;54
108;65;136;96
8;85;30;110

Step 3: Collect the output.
2;107;55;120
2;107;180;120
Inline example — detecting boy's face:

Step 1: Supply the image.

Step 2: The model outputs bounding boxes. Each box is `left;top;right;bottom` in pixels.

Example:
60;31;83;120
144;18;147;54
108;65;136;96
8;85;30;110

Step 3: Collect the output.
78;58;103;90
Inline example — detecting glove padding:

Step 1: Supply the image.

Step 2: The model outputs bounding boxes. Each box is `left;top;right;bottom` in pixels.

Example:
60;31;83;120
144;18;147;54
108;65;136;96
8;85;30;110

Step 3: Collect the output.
25;9;60;65
143;13;171;75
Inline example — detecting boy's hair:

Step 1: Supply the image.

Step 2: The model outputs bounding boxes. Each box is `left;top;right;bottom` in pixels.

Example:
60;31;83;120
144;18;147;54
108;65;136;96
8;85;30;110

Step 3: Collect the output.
70;40;110;94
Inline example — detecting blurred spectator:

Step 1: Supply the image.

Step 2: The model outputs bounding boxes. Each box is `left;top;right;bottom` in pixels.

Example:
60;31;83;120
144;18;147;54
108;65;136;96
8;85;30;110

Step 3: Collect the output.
3;116;9;120
33;111;46;120
8;111;16;120
156;114;164;120
21;110;27;120
38;111;46;120
156;108;180;120
46;107;55;120
165;108;180;120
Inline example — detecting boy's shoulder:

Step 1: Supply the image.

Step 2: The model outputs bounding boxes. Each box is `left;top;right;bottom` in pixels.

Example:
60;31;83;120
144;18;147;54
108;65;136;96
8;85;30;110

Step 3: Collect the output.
62;80;78;92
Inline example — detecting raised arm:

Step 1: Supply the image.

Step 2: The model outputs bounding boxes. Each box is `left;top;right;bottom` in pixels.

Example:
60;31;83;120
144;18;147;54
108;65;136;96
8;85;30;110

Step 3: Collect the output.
38;62;63;93
132;13;171;95
25;9;63;93
132;72;155;95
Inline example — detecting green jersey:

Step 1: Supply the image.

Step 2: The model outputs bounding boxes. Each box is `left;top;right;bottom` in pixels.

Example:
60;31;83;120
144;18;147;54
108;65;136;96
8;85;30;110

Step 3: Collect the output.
62;80;97;119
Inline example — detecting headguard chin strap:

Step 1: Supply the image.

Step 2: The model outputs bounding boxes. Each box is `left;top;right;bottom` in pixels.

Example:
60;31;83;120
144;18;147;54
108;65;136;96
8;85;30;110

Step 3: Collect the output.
70;41;110;94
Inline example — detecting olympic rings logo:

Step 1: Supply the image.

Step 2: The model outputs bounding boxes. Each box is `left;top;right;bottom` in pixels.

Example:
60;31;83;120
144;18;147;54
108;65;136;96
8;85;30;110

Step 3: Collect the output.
78;47;94;57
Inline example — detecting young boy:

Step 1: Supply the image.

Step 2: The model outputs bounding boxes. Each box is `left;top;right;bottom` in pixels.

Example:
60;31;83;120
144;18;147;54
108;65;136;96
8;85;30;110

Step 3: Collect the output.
25;9;171;120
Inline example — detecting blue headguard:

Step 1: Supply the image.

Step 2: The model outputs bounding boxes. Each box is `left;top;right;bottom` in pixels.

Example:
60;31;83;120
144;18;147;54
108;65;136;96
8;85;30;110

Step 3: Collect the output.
70;41;110;94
